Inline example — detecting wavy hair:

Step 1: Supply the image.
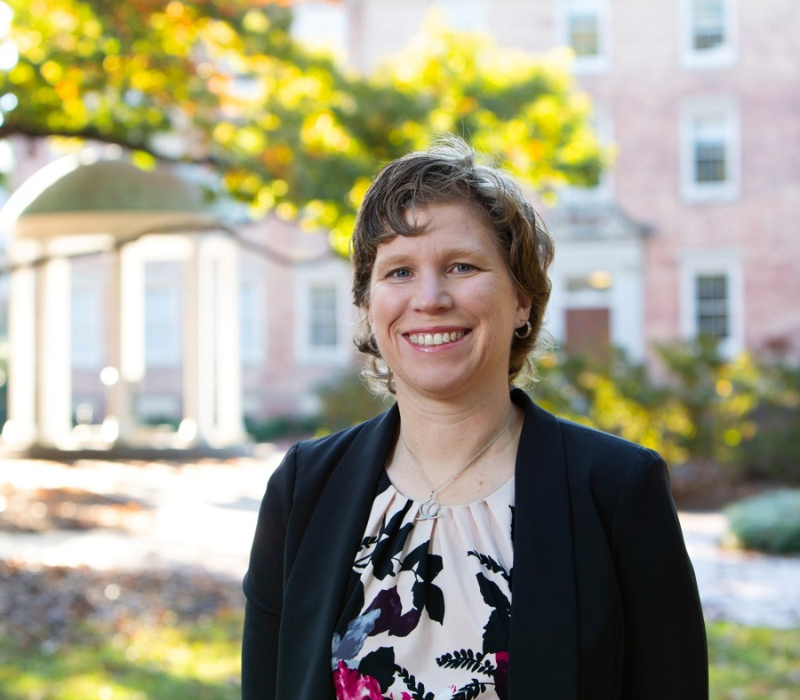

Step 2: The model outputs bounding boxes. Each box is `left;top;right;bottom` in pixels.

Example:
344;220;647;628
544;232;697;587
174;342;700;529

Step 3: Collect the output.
351;136;554;395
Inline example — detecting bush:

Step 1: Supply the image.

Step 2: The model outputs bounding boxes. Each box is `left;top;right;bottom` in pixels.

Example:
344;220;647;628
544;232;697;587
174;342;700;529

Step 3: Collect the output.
531;341;800;484
723;489;800;554
316;370;393;433
244;415;321;443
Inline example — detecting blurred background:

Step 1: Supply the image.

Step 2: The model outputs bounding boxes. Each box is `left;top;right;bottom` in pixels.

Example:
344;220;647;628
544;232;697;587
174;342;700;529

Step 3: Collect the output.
0;1;798;698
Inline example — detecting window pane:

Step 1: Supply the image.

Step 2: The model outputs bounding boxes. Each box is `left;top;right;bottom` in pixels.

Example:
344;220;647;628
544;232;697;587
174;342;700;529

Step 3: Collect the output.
692;112;728;184
696;274;729;338
568;14;599;56
693;0;725;51
240;279;262;364
145;282;181;366
695;141;727;182
71;284;100;367
309;285;338;348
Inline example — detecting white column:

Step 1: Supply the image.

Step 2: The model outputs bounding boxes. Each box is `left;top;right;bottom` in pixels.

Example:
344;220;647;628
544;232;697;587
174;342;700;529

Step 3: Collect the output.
182;236;216;444
37;257;72;445
105;247;138;443
214;238;245;445
4;263;38;444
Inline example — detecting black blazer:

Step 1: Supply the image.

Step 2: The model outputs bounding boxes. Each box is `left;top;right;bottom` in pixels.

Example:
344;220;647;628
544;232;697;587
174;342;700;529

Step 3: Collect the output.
242;390;708;699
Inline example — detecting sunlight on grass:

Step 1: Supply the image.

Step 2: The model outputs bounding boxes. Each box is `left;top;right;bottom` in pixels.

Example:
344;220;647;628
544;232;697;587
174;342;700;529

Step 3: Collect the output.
0;611;242;700
708;622;800;699
1;613;798;699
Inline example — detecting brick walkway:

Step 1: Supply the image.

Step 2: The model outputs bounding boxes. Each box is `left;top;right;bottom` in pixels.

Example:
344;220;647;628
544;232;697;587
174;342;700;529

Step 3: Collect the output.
1;455;798;629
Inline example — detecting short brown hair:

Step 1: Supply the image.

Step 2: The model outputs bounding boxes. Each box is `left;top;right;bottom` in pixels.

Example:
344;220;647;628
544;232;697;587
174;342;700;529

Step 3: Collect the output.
351;136;554;394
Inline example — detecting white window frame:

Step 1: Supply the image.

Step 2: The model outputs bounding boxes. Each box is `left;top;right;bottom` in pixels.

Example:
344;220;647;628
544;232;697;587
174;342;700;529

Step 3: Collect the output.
294;259;353;365
239;259;266;367
71;272;104;369
680;98;740;202
679;0;737;69
679;252;744;358
555;0;611;74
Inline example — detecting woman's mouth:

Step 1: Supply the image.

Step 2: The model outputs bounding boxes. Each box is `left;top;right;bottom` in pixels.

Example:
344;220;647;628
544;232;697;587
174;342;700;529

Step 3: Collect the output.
407;330;467;347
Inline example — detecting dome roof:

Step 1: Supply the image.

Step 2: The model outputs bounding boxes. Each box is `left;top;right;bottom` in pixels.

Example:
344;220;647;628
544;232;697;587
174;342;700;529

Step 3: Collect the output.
21;159;210;215
1;152;221;245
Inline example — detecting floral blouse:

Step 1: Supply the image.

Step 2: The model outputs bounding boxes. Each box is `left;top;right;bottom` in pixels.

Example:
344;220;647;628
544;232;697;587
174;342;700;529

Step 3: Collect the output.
332;471;515;700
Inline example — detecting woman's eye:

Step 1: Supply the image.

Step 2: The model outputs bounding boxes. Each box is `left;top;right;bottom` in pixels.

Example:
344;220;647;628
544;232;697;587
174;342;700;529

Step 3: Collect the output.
390;268;411;279
453;262;474;273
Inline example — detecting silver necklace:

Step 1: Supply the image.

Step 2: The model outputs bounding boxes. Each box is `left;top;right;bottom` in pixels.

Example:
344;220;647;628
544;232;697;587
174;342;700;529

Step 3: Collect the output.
400;407;515;521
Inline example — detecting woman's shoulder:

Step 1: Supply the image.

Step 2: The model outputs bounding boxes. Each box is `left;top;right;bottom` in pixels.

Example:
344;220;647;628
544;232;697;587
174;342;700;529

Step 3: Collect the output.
270;404;399;491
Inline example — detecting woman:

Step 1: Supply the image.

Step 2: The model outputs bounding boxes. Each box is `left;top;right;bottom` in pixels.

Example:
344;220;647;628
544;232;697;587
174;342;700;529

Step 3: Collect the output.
242;138;708;699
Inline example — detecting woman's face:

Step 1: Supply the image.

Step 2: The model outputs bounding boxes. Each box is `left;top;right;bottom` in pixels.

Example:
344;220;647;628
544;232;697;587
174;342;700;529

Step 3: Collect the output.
366;200;531;403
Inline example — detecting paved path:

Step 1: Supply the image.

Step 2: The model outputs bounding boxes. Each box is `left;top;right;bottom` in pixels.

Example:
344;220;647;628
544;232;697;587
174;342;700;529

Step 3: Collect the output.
1;455;799;629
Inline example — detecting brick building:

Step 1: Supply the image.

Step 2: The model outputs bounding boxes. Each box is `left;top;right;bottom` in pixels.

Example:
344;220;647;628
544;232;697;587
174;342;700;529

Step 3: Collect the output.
343;0;800;363
2;0;799;447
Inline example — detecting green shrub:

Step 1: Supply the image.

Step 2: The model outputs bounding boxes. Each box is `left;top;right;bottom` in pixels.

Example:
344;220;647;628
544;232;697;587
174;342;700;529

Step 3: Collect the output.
316;370;393;433
724;489;800;554
244;415;321;442
736;362;800;483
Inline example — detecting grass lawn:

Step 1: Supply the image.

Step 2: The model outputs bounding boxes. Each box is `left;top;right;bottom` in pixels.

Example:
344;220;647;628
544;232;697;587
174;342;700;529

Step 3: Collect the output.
1;615;798;699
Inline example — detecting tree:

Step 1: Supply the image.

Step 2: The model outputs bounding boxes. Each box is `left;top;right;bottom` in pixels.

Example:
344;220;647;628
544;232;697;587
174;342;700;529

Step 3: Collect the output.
0;1;605;255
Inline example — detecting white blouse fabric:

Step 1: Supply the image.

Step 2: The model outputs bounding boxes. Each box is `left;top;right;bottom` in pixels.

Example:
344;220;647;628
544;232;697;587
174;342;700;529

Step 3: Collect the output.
332;472;515;700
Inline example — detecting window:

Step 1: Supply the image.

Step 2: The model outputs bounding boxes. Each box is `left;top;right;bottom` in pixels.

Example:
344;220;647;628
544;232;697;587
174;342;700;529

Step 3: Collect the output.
71;281;103;368
240;263;265;366
680;0;736;67
681;100;739;201
680;254;743;357
144;264;182;367
557;0;609;72
308;285;338;349
695;274;728;339
294;261;353;364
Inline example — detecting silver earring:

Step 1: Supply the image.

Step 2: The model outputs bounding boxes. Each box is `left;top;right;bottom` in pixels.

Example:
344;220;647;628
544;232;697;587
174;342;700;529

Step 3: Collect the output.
514;320;532;339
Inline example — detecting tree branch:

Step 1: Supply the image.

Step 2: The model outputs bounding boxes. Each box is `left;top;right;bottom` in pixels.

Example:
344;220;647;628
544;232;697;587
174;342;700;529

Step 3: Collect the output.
0;123;221;167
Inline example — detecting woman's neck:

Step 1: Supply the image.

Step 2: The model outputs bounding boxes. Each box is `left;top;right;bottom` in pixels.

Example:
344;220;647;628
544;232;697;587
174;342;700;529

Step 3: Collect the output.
393;387;518;486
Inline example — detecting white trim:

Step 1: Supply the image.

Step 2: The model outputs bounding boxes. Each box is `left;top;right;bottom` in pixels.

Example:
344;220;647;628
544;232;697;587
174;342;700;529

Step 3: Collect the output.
679;251;744;357
679;0;737;69
680;97;740;202
294;259;353;366
548;238;645;361
555;0;611;74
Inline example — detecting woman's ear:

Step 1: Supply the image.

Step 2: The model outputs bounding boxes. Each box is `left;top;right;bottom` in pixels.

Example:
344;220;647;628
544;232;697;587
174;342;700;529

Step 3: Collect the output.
515;290;532;320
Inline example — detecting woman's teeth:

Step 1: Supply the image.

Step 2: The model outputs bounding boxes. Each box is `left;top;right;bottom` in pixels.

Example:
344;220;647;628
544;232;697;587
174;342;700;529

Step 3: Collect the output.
408;331;466;347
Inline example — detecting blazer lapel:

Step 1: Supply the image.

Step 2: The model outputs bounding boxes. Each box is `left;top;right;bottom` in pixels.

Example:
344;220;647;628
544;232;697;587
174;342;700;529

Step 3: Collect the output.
509;392;578;699
278;405;400;700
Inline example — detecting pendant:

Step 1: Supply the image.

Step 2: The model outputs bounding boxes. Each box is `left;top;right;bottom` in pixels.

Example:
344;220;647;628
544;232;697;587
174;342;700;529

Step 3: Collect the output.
416;493;443;521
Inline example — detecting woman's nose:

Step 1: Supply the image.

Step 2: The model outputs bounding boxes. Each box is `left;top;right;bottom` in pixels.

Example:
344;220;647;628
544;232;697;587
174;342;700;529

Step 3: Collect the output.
413;272;452;312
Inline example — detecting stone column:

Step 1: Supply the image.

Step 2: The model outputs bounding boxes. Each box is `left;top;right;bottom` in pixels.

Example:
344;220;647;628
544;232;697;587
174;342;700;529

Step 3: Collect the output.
182;235;216;444
214;237;245;445
37;256;72;445
4;262;38;444
105;246;141;443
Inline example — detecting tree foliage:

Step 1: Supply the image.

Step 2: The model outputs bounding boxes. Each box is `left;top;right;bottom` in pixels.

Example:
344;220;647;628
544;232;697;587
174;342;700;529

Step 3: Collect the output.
0;1;605;254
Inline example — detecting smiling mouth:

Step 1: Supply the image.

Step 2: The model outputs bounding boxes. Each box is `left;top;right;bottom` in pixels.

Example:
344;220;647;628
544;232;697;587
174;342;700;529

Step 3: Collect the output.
407;330;467;347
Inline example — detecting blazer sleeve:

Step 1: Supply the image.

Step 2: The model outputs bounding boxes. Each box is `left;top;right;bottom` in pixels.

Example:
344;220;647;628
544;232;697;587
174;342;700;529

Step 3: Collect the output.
611;448;709;700
241;444;298;700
